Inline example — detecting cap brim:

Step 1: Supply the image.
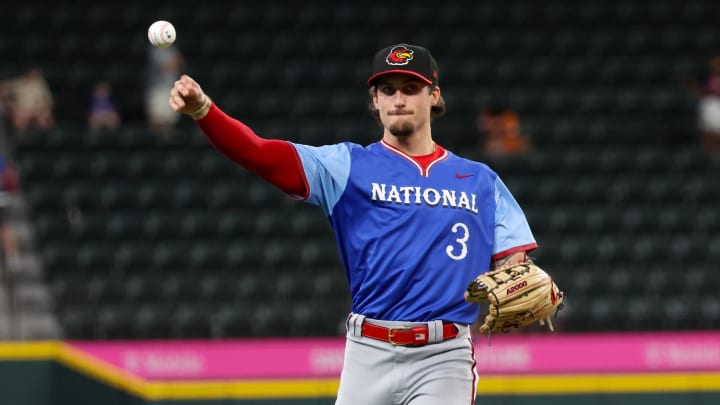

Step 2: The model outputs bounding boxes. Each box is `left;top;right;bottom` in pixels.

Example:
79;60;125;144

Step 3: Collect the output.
367;70;433;86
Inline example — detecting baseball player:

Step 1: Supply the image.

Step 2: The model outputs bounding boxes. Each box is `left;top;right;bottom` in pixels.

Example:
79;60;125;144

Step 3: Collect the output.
170;43;538;404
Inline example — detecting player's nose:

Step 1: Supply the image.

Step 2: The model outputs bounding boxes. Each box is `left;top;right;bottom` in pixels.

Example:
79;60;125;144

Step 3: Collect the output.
391;91;406;106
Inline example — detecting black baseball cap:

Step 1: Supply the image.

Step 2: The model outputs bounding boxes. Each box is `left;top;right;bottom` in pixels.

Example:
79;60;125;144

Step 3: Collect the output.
367;43;439;87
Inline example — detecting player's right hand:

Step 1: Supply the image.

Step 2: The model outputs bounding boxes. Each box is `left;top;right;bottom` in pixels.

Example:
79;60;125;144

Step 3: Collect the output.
170;74;212;120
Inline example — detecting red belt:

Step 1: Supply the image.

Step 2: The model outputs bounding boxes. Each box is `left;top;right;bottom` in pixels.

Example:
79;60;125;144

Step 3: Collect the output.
361;321;459;346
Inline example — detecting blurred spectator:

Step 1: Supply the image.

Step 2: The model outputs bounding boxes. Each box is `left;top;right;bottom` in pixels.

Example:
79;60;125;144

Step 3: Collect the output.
0;153;19;274
477;104;532;158
87;81;121;133
146;46;184;135
0;68;54;134
685;55;720;154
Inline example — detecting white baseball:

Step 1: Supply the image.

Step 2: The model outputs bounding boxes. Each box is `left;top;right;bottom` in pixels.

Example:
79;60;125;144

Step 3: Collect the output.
147;20;176;48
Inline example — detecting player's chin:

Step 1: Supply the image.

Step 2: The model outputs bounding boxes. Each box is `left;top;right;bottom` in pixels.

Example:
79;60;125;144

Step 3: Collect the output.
387;121;414;137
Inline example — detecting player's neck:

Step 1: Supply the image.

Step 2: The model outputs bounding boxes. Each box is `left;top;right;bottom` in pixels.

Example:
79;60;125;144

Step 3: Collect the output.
382;132;435;156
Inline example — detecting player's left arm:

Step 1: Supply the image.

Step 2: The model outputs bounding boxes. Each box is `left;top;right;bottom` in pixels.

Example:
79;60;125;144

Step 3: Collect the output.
490;175;537;270
490;250;529;271
465;177;565;331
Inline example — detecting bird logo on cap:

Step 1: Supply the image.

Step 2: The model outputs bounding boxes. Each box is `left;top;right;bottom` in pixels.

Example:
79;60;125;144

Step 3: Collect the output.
386;46;414;65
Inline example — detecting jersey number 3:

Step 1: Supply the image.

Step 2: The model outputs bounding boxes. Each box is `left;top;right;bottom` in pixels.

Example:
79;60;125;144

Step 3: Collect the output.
446;222;469;260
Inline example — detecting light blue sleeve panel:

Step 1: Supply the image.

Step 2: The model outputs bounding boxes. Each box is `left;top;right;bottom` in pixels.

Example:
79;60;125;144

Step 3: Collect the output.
494;176;537;256
292;143;351;216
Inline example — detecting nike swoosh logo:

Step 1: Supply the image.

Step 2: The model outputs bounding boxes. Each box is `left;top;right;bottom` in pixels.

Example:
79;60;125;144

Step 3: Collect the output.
456;173;474;179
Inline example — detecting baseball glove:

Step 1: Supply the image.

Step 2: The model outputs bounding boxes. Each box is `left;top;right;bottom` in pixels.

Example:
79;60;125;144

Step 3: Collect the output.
465;261;565;335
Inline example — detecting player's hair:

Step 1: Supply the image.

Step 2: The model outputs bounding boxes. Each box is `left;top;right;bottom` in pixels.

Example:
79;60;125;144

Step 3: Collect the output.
367;85;446;123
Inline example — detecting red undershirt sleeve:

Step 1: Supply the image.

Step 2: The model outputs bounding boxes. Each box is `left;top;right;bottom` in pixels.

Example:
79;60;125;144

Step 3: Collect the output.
194;104;309;198
491;243;537;261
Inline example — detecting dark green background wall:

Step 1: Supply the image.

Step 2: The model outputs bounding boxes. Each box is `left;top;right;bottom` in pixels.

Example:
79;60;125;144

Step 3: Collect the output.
0;360;139;405
0;361;53;405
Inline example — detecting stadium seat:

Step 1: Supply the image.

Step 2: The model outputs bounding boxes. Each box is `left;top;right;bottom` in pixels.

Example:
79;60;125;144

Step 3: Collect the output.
57;305;95;339
76;244;116;274
94;303;137;339
699;296;720;330
313;271;350;301
289;299;347;336
263;239;304;269
626;296;665;331
114;243;154;275
590;297;625;331
133;303;174;339
160;274;204;303
198;272;239;303
187;242;228;270
123;275;162;305
250;302;293;337
17;313;62;340
211;303;256;338
225;241;266;269
664;295;701;330
151;242;192;272
299;240;342;268
170;303;213;338
13;282;54;314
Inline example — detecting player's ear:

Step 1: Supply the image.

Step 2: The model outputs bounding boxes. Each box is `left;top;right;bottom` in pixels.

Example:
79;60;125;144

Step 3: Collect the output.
368;86;379;108
430;86;440;105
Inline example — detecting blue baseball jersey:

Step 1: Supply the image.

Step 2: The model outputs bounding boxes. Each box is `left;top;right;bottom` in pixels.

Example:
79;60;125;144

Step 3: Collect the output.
292;140;536;325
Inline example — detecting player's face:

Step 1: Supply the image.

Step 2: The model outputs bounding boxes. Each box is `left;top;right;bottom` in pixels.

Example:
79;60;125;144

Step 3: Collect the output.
373;75;439;137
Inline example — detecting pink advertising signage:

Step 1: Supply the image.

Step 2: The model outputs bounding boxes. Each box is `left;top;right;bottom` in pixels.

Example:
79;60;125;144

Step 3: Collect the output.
70;331;720;380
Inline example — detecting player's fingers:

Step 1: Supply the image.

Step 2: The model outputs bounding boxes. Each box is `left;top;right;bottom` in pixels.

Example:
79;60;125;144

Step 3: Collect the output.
170;87;181;103
179;74;200;93
170;87;190;101
176;78;204;102
172;75;209;116
179;74;195;85
168;95;178;111
169;89;185;111
174;81;190;98
168;95;179;111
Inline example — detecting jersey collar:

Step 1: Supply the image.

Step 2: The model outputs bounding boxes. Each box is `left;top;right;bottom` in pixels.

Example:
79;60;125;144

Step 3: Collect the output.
380;139;448;177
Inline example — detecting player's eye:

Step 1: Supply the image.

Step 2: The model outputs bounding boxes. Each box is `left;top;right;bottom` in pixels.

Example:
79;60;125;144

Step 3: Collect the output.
379;86;397;96
379;84;425;96
401;84;423;95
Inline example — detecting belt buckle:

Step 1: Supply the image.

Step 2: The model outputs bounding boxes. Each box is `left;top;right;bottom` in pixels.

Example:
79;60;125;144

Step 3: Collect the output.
387;327;411;346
